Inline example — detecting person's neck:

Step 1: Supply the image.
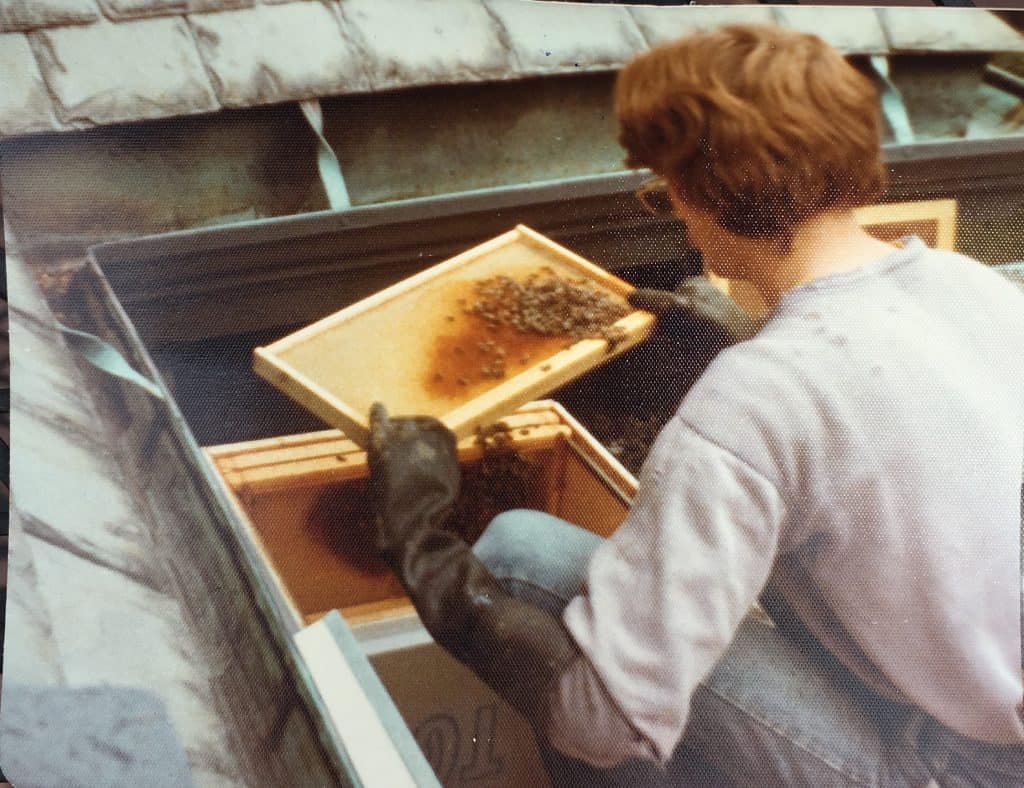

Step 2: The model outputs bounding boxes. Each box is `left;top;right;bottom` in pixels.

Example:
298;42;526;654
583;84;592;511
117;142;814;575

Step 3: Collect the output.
746;211;900;310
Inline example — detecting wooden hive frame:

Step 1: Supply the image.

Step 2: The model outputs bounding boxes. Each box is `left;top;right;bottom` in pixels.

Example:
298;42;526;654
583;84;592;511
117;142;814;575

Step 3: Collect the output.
253;225;655;447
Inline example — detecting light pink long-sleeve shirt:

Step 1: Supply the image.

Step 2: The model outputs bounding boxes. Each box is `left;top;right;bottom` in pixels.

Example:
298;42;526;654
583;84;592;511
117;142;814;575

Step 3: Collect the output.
549;238;1024;765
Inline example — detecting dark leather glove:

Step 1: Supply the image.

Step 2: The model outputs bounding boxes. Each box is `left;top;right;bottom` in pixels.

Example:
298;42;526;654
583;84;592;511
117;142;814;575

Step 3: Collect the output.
628;275;764;351
366;403;581;728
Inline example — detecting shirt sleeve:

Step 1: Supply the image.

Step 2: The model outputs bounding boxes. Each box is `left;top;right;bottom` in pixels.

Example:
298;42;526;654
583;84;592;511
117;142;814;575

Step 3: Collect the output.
544;655;659;768
553;414;787;765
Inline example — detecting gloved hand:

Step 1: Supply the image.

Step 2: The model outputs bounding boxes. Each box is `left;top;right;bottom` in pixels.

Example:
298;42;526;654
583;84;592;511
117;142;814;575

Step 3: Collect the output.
367;403;461;563
628;275;764;351
366;403;581;728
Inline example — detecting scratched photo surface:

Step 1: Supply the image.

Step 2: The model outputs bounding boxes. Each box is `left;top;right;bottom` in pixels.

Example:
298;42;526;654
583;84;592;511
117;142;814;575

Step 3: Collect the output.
2;3;1024;787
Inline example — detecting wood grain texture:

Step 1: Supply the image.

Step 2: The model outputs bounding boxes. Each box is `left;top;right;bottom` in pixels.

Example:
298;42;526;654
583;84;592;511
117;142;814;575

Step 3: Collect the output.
254;226;655;445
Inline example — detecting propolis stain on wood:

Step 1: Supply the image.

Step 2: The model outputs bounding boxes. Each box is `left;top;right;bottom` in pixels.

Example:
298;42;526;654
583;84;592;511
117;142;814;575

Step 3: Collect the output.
426;318;569;399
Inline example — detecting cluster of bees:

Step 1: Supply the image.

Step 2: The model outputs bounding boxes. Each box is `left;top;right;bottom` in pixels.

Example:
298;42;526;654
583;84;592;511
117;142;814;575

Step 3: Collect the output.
449;270;628;384
474;338;531;379
466;268;629;342
448;425;539;542
319;427;537;564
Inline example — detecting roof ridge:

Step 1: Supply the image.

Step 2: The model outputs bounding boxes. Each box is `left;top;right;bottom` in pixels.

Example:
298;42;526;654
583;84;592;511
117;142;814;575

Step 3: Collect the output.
2;2;1022;140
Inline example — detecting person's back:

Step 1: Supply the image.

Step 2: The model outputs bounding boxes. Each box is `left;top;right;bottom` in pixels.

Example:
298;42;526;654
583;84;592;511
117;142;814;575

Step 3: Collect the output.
360;21;1024;787
678;238;1024;744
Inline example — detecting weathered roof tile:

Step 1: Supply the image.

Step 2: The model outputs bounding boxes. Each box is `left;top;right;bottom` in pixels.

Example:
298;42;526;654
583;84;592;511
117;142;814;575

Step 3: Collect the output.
3;4;1024;143
96;0;185;21
774;7;888;54
189;2;368;108
31;17;218;127
880;8;1024;53
485;0;646;75
0;0;98;33
629;6;775;48
0;33;61;135
338;0;513;90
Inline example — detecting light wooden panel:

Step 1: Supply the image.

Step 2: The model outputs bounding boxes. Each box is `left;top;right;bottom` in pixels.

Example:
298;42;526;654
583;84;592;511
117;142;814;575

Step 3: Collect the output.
549;444;630;538
855;198;958;250
253;225;655;446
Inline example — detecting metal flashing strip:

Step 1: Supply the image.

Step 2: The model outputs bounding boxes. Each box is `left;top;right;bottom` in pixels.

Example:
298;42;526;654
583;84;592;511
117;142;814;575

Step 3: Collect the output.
299;99;351;211
57;322;165;399
871;55;915;145
88;135;1024;265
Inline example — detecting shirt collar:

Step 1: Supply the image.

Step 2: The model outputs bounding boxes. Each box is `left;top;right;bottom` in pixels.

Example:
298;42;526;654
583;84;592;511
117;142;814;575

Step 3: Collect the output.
776;235;927;310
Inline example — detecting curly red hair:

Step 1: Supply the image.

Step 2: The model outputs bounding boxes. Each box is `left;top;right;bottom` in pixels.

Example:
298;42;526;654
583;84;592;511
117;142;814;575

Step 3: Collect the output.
615;24;887;243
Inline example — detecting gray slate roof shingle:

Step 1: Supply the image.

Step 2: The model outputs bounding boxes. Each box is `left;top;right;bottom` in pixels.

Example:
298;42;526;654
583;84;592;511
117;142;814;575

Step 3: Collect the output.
97;0;188;21
773;7;888;55
31;16;218;127
338;0;513;90
191;2;369;107
0;33;61;135
186;0;253;10
629;5;776;46
0;0;98;32
2;1;1023;140
880;7;1024;53
487;0;646;75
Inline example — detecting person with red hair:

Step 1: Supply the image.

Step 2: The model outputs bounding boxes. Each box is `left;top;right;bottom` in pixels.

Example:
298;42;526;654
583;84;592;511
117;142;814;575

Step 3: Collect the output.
366;24;1024;785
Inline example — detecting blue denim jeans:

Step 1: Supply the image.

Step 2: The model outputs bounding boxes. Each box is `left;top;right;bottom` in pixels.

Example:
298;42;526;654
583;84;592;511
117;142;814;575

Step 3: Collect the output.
472;510;1024;787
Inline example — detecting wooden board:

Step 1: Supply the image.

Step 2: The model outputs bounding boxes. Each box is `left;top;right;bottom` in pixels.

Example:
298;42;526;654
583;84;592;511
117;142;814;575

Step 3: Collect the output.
855;197;958;250
253;225;655;447
207;409;571;496
709;197;960;319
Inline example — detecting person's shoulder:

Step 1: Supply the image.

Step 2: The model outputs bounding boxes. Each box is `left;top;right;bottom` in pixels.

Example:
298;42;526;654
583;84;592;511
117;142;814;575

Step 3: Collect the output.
907;245;1024;328
676;334;812;435
689;331;805;393
669;337;811;493
919;246;1024;295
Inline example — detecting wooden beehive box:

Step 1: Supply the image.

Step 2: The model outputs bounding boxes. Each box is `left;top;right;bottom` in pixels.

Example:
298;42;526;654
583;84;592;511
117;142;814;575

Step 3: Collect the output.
204;400;637;787
253;225;654;447
203;400;636;629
